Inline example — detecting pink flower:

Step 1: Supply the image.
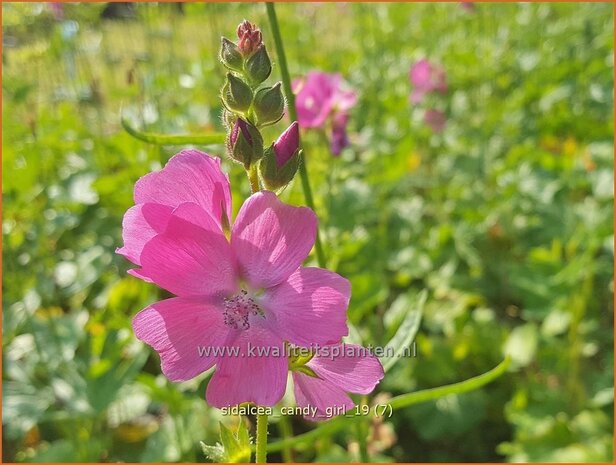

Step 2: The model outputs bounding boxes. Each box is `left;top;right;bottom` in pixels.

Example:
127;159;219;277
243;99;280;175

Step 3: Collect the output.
294;71;357;155
331;112;350;157
424;109;446;133
409;59;447;104
117;150;350;407
292;344;384;420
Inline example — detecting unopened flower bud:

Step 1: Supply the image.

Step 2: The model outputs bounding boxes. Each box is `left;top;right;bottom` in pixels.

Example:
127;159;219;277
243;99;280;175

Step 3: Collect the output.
258;122;300;190
227;118;263;169
245;45;272;85
237;20;263;56
273;121;300;167
219;37;243;72
221;73;253;113
253;82;285;126
222;109;237;130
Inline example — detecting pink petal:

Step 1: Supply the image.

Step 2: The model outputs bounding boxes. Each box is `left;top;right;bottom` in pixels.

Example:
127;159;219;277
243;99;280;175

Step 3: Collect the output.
127;268;153;283
117;203;173;266
231;191;317;289
134;150;232;229
261;267;349;346
206;328;287;407
294;71;339;128
308;344;384;395
410;89;426;105
292;372;354;421
334;88;358;112
139;209;237;297
132;297;228;381
409;59;432;88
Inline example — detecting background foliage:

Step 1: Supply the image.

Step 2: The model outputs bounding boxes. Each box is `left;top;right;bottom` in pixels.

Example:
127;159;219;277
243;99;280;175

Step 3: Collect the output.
2;2;614;462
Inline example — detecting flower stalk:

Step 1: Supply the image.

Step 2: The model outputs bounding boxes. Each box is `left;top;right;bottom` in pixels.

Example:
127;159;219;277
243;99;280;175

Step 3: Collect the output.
265;2;327;268
220;18;300;193
255;412;269;463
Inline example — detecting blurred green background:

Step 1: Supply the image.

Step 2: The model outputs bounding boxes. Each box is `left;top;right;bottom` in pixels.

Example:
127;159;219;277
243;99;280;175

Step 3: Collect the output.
2;2;614;462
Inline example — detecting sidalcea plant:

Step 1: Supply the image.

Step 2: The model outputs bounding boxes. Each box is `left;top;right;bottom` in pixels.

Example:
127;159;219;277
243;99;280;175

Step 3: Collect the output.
409;58;447;104
294;71;357;155
409;59;448;133
119;12;509;463
119;18;384;464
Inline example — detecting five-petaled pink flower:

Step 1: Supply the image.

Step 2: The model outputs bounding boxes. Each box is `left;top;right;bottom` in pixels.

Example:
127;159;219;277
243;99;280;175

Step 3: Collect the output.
409;59;447;104
293;344;384;420
118;150;351;408
294;71;357;156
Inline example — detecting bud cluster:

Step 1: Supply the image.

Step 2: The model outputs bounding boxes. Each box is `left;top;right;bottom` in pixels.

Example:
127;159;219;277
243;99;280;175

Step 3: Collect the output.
220;20;300;191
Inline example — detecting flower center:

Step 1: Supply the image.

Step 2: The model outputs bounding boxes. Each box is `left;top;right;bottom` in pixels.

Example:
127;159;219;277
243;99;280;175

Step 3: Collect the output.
223;290;262;330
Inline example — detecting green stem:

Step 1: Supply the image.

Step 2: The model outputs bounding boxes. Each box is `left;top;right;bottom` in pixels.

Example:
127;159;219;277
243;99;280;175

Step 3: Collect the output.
265;2;327;268
122;116;226;146
255;413;269;463
277;415;294;462
248;166;261;193
265;357;510;452
355;403;369;462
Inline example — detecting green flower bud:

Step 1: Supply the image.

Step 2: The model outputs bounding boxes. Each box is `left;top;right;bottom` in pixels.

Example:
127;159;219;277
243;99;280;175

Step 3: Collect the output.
227;118;264;169
219;37;243;72
221;73;253;113
253;82;285;127
222;109;237;130
245;45;272;85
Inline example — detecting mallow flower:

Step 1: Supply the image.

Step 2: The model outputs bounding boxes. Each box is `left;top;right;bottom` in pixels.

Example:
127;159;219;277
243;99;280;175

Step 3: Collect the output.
291;344;384;421
294;71;357;156
117;150;350;408
409;59;447;104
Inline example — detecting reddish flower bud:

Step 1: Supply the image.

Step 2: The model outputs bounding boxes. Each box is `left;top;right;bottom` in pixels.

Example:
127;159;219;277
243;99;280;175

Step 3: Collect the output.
227;118;263;168
237;20;263;56
273;122;300;167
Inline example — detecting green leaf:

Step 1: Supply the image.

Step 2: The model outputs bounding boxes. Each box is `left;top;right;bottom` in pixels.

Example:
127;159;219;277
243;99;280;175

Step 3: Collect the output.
236;418;251;453
219;422;242;461
205;421;252;463
380;290;427;372
121;117;226;146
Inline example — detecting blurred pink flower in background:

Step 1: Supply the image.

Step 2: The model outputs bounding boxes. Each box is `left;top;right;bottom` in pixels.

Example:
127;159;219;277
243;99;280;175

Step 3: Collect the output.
294;71;357;156
118;150;351;408
461;2;476;12
409;59;447;104
424;109;446;133
50;2;64;20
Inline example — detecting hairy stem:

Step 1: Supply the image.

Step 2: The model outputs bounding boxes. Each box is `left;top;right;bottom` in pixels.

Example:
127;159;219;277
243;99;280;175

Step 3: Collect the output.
265;2;327;268
248;166;260;193
255;413;269;463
